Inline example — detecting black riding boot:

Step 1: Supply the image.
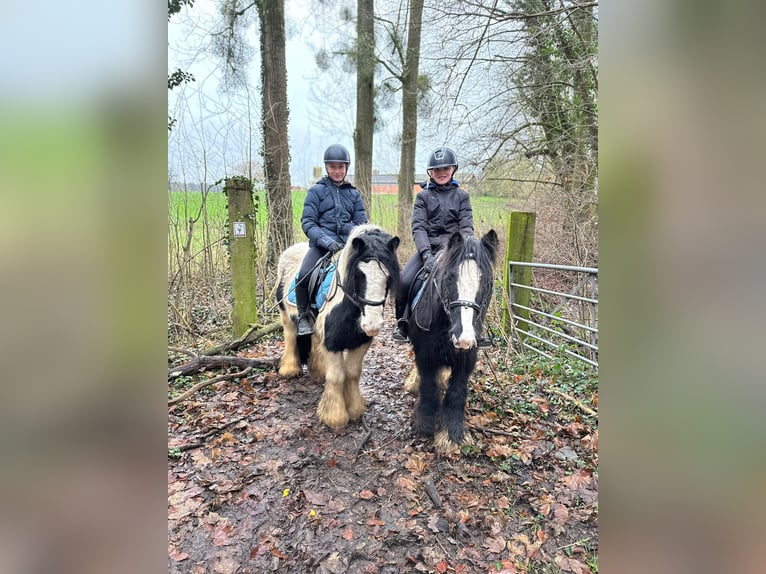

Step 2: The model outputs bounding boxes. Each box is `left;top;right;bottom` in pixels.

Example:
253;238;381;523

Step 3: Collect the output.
392;318;409;344
295;280;314;336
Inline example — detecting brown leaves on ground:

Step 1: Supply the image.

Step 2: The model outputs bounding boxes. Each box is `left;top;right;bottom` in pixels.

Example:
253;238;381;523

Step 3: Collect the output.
168;320;597;573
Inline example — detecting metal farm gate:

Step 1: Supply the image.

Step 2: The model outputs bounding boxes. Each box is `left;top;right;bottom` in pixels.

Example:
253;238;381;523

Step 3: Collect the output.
508;261;599;368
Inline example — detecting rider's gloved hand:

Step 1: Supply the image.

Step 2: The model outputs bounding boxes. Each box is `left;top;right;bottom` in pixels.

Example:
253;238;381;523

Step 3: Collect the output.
422;251;435;273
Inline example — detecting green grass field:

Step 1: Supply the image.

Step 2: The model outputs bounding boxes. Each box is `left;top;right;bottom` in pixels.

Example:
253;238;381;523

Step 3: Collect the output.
168;190;515;262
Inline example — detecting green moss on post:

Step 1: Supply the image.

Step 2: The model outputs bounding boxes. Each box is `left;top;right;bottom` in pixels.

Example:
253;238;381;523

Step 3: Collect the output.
502;211;536;339
225;177;258;337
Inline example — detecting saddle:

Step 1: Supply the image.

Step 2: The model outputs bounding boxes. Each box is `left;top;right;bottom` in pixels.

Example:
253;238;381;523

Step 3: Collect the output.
287;255;336;312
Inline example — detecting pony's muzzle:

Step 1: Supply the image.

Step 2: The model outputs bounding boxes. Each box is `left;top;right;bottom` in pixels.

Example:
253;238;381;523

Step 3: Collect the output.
451;333;476;350
360;311;384;337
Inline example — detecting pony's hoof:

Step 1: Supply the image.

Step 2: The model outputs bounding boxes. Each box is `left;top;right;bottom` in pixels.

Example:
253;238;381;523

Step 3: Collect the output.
278;365;301;378
345;400;366;422
433;429;473;455
317;398;350;429
319;413;350;430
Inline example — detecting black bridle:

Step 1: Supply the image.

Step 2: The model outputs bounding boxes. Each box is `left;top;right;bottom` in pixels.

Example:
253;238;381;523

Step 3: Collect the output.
434;252;488;322
335;257;390;312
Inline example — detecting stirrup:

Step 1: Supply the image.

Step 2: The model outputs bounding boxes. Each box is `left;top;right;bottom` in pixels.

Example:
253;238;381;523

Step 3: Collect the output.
297;313;314;336
392;328;409;344
477;337;492;349
392;319;409;344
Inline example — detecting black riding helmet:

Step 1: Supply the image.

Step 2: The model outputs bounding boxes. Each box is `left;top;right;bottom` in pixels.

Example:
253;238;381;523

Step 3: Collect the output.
323;144;351;164
427;147;458;172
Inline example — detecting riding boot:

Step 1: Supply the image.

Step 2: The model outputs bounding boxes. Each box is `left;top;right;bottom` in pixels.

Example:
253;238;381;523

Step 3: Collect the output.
392;318;409;344
295;282;314;336
477;336;492;349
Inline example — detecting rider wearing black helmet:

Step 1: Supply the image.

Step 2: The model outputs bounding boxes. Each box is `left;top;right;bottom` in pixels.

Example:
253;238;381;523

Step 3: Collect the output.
392;147;490;348
295;144;368;336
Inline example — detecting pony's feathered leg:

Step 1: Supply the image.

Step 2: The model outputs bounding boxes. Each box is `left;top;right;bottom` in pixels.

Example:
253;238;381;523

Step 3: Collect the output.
413;366;440;437
316;352;350;429
442;366;471;445
404;365;450;395
278;307;301;377
342;343;371;421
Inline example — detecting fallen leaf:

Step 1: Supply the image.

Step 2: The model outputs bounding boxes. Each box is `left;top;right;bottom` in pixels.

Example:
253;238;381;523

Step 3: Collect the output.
168;497;203;521
483;536;507;554
435;559;449;573
560;469;592;490
552;503;569;525
211;520;233;546
220;431;237;444
304;490;329;506
342;528;355;540
486;444;514;458
271;547;288;559
359;490;375;500
168;545;189;562
405;454;427;476
555;555;591;573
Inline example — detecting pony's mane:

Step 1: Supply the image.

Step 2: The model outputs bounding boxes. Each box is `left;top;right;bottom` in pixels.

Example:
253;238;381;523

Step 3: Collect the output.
337;224;400;292
438;234;494;280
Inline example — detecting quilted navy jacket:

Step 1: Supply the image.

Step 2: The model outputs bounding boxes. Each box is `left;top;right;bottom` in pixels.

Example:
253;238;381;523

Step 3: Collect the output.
301;176;368;250
412;179;474;257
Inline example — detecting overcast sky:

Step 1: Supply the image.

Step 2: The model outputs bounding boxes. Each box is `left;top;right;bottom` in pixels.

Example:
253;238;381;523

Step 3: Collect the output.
168;0;405;188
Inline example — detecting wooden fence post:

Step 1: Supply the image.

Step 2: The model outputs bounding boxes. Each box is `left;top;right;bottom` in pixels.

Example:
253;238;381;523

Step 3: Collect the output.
225;177;259;337
502;211;536;339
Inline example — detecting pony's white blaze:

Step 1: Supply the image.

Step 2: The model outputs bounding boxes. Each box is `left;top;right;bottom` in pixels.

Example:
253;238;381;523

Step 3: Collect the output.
358;259;389;336
453;259;481;349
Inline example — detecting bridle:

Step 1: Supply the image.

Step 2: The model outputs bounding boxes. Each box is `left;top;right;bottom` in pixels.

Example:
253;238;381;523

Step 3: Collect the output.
335;257;390;312
435;251;488;322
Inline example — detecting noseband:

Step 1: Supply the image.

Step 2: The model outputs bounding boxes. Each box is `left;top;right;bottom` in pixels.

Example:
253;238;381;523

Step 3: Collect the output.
336;258;390;312
437;252;487;320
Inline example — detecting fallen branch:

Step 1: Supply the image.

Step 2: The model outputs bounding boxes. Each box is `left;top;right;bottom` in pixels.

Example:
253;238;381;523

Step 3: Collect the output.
168;355;277;379
168;366;253;406
467;423;516;437
202;322;282;356
546;388;598;418
423;477;442;508
168;346;198;359
169;415;250;452
354;416;372;461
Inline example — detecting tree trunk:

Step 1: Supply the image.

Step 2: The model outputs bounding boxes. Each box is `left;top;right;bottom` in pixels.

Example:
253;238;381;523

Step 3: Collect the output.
397;0;424;245
354;0;375;217
259;0;293;265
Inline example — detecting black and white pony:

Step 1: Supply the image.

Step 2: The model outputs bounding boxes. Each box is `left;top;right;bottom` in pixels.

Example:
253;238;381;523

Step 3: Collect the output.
275;224;400;430
408;230;498;450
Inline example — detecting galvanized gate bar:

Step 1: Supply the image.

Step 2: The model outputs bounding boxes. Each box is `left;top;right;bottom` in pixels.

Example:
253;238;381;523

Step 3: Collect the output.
508;260;599;368
512;303;599;334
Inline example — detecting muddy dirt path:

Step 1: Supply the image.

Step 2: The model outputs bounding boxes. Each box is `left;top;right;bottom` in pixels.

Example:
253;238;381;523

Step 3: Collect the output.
168;314;598;573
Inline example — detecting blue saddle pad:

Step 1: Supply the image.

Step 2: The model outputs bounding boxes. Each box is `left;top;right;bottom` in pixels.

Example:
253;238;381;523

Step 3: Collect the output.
287;263;336;311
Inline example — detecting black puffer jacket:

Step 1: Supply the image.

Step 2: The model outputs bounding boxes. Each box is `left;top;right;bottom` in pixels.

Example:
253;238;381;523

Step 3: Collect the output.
412;179;474;257
301;176;368;250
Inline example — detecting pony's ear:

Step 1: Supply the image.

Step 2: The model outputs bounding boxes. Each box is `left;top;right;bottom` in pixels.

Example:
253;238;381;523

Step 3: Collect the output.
351;236;366;253
447;231;464;251
481;229;499;263
387;236;400;252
